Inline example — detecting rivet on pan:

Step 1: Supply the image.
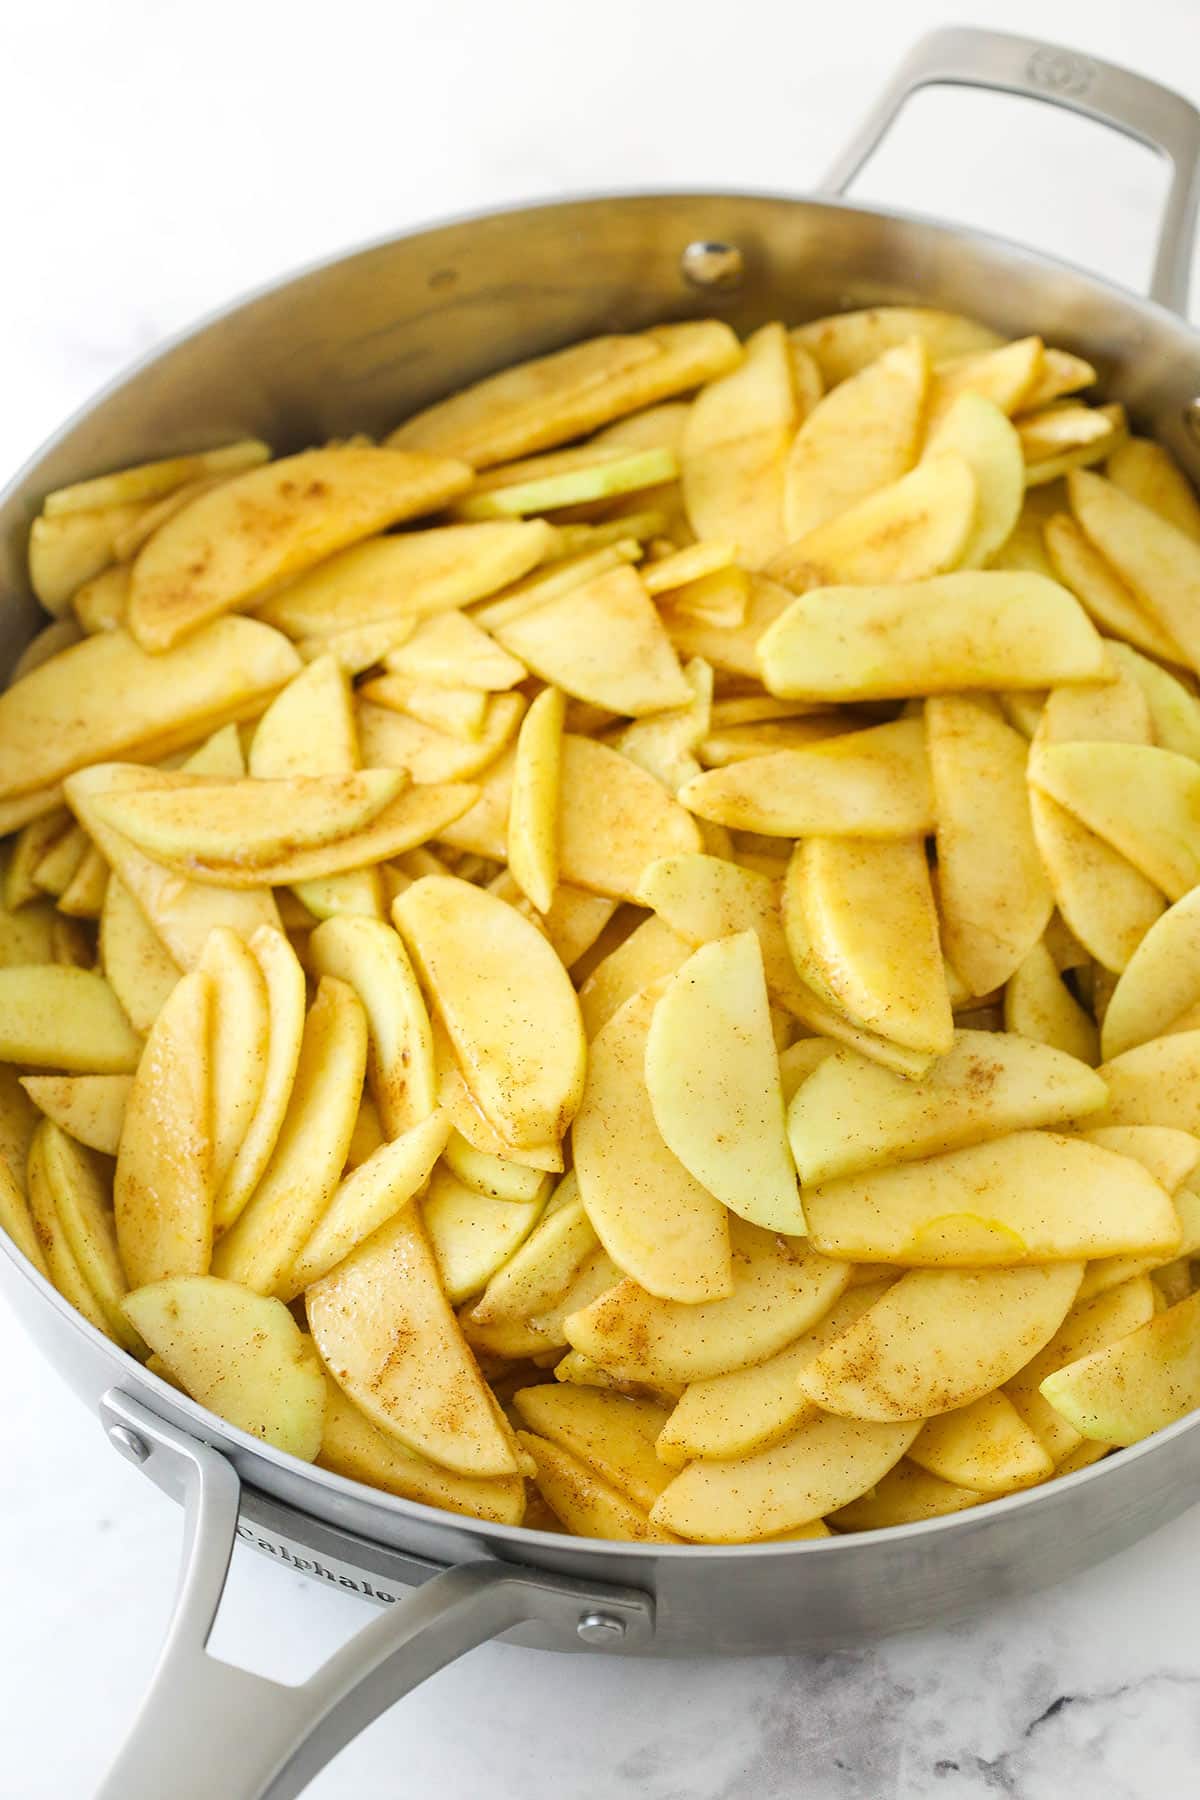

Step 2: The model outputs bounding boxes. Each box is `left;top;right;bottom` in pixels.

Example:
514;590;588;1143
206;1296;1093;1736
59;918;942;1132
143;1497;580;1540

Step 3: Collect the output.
577;1609;627;1645
109;1425;150;1464
1184;397;1200;449
680;241;745;293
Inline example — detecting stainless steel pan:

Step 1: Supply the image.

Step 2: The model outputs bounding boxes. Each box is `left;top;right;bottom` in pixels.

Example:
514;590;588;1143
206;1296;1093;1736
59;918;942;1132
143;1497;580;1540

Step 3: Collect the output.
2;27;1199;1800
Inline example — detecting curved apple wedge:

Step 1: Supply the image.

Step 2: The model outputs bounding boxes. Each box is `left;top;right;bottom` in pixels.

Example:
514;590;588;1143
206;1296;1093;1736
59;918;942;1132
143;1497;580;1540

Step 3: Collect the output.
768;453;976;591
1068;468;1200;674
1091;1031;1200;1132
115;969;213;1288
319;1383;525;1525
802;1131;1180;1266
922;393;1024;569
564;1217;850;1385
782;338;928;543
519;1431;678;1543
908;1391;1052;1494
212;977;367;1296
128;446;473;650
394;875;585;1151
1005;1274;1157;1459
20;1071;132;1157
644;933;801;1234
124;1275;326;1459
307;1206;522;1477
422;1165;547;1305
786;1030;1107;1186
38;1121;143;1355
758;572;1106;702
512;1385;673;1513
927;694;1053;995
679;717;934;838
214;926;307;1233
1031;741;1200;902
573;983;733;1301
1039;1288;1200;1446
680;321;797;567
92;769;405;867
284;1113;450;1298
788;835;952;1055
651;1412;920;1543
309;915;436;1137
797;1264;1084;1421
197;928;269;1199
1102;889;1200;1059
0;965;143;1074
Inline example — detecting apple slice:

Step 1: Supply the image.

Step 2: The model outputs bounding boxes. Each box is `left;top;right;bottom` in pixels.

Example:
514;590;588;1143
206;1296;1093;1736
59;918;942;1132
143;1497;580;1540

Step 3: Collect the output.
257;519;555;636
1004;941;1098;1063
782;338;928;541
387;321;740;467
507;685;564;914
285;1115;449;1299
309;915;435;1137
0;617;300;802
126;1276;326;1457
661;571;795;680
128;446;473;649
0;1146;47;1277
908;1391;1052;1494
1031;741;1200;901
651;1412;920;1543
1102;889;1200;1058
213;926;306;1233
790;308;999;384
1108;641;1200;761
27;503;147;613
1069;468;1200;672
456;444;675;519
308;1203;521;1475
759;571;1106;701
574;980;732;1299
494;566;690;717
1039;1286;1200;1445
441;1131;548;1204
520;1430;677;1542
802;1131;1179;1266
1044;511;1184;661
654;1282;887;1467
114;969;213;1287
831;1461;984;1529
212;977;367;1294
769;453;976;591
37;1120;141;1352
97;878;181;1034
637;852;933;1076
72;765;281;970
786;1030;1106;1186
384;608;525;691
0;966;142;1073
564;1217;850;1385
790;836;952;1054
92;769;404;867
45;440;269;517
26;1126;115;1334
926;336;1044;426
679;717;934;838
395;875;585;1150
1091;1030;1200;1132
922;392;1024;568
532;735;700;903
644;932;800;1234
21;1074;132;1157
513;1386;672;1512
577;915;692;1039
1006;1274;1158;1458
927;694;1052;995
798;1263;1082;1420
680;321;797;566
1108;438;1200;541
422;1165;547;1305
1022;346;1097;408
431;1015;563;1175
197;928;268;1200
468;1180;597;1326
319;1382;525;1523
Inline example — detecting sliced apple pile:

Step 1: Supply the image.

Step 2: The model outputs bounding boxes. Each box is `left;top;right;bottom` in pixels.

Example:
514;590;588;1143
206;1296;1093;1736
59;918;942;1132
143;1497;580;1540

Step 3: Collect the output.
1;301;1198;1545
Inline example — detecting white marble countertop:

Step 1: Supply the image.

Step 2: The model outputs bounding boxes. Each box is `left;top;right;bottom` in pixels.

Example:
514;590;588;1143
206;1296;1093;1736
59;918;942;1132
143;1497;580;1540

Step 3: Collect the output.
2;2;1199;1795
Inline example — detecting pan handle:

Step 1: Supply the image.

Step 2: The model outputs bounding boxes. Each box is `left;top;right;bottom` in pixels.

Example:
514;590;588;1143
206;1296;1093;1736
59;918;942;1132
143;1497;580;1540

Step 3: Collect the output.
820;25;1200;318
95;1391;654;1800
